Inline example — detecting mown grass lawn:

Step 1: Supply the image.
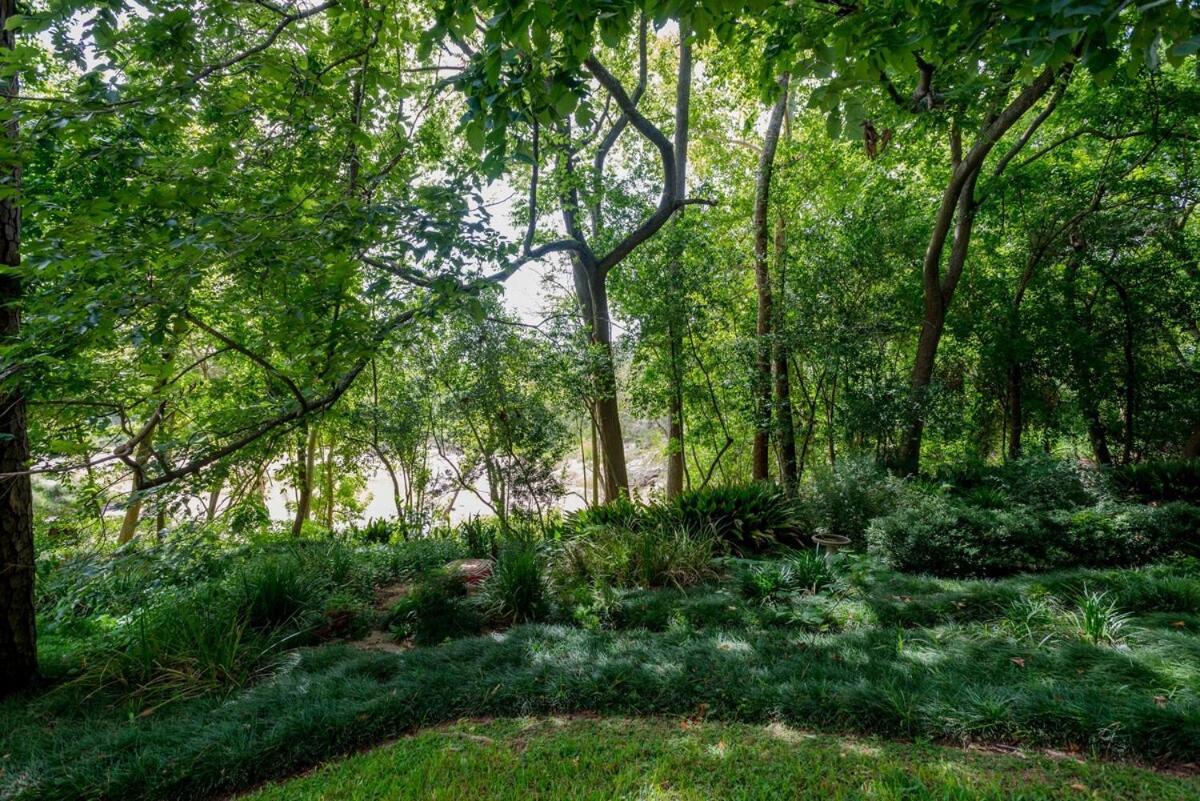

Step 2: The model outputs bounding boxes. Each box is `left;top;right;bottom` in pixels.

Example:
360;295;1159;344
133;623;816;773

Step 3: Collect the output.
244;717;1200;801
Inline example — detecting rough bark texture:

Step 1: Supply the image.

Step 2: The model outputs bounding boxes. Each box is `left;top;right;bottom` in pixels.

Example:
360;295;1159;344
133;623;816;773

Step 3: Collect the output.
1006;362;1024;460
0;0;36;694
751;76;789;481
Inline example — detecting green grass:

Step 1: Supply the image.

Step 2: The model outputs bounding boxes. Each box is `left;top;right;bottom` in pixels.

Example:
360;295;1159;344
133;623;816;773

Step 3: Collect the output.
244;717;1200;801
6;556;1200;800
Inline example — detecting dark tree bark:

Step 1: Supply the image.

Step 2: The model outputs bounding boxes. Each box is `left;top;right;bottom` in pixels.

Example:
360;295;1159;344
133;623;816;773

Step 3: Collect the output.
772;214;798;491
555;24;691;501
665;27;692;499
897;65;1062;475
1184;425;1200;459
1111;279;1136;463
751;76;789;481
1065;250;1113;466
0;0;36;695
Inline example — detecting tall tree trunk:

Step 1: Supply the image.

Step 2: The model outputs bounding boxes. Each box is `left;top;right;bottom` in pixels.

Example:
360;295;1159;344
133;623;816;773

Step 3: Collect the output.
1112;280;1136;463
665;325;685;497
898;159;981;474
0;0;35;694
1064;251;1113;466
665;28;692;499
589;274;629;499
323;438;335;529
897;67;1061;475
772;214;798;491
751;75;789;481
1006;362;1024;460
1006;249;1040;461
590;414;600;505
291;423;318;535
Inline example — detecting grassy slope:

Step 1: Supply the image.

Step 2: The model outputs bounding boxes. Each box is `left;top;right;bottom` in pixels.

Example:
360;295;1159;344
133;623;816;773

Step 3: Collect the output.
4;562;1199;800
244;717;1200;801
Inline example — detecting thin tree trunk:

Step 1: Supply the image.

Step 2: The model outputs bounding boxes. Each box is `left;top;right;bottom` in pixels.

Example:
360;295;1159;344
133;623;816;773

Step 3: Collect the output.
665;26;691;498
0;0;35;694
205;482;222;522
1065;252;1113;466
291;423;318;535
590;414;600;505
1112;280;1136;463
897;67;1061;475
1007;362;1024;460
772;213;798;491
899;158;981;474
751;75;789;481
117;426;156;544
323;437;334;529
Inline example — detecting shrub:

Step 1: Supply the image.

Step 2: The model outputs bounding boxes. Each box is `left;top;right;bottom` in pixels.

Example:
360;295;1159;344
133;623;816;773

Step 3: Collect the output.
68;583;284;704
385;538;467;581
737;552;836;603
934;455;1097;510
350;518;394;545
553;524;719;590
234;554;321;632
563;496;660;537
458;515;503;558
797;456;901;542
671;483;802;553
870;493;1200;578
385;571;481;645
868;493;1052;577
481;541;548;623
1109;459;1200;504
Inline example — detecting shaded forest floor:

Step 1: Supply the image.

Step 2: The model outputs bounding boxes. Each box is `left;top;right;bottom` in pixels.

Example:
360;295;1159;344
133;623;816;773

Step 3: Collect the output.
5;550;1200;800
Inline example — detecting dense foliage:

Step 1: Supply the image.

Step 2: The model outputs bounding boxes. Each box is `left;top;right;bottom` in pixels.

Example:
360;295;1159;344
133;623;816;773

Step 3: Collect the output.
0;2;1198;798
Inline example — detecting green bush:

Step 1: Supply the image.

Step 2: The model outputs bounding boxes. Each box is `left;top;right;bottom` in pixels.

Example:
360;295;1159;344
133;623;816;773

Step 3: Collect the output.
868;493;1061;577
797;457;901;542
385;570;481;645
563;496;661;537
481;541;548;623
384;538;467;581
737;552;839;604
670;483;802;553
1109;459;1200;504
458;515;503;558
350;518;394;545
934;455;1098;510
234;554;322;632
870;492;1200;577
553;524;719;590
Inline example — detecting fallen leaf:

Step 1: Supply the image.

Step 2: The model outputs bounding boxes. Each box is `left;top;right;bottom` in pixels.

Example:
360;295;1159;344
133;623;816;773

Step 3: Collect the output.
1069;783;1088;792
1011;657;1026;668
1171;620;1187;629
1154;695;1168;708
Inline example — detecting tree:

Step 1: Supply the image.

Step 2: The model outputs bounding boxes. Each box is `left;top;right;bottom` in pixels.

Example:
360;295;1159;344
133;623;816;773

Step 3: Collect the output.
0;0;36;695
